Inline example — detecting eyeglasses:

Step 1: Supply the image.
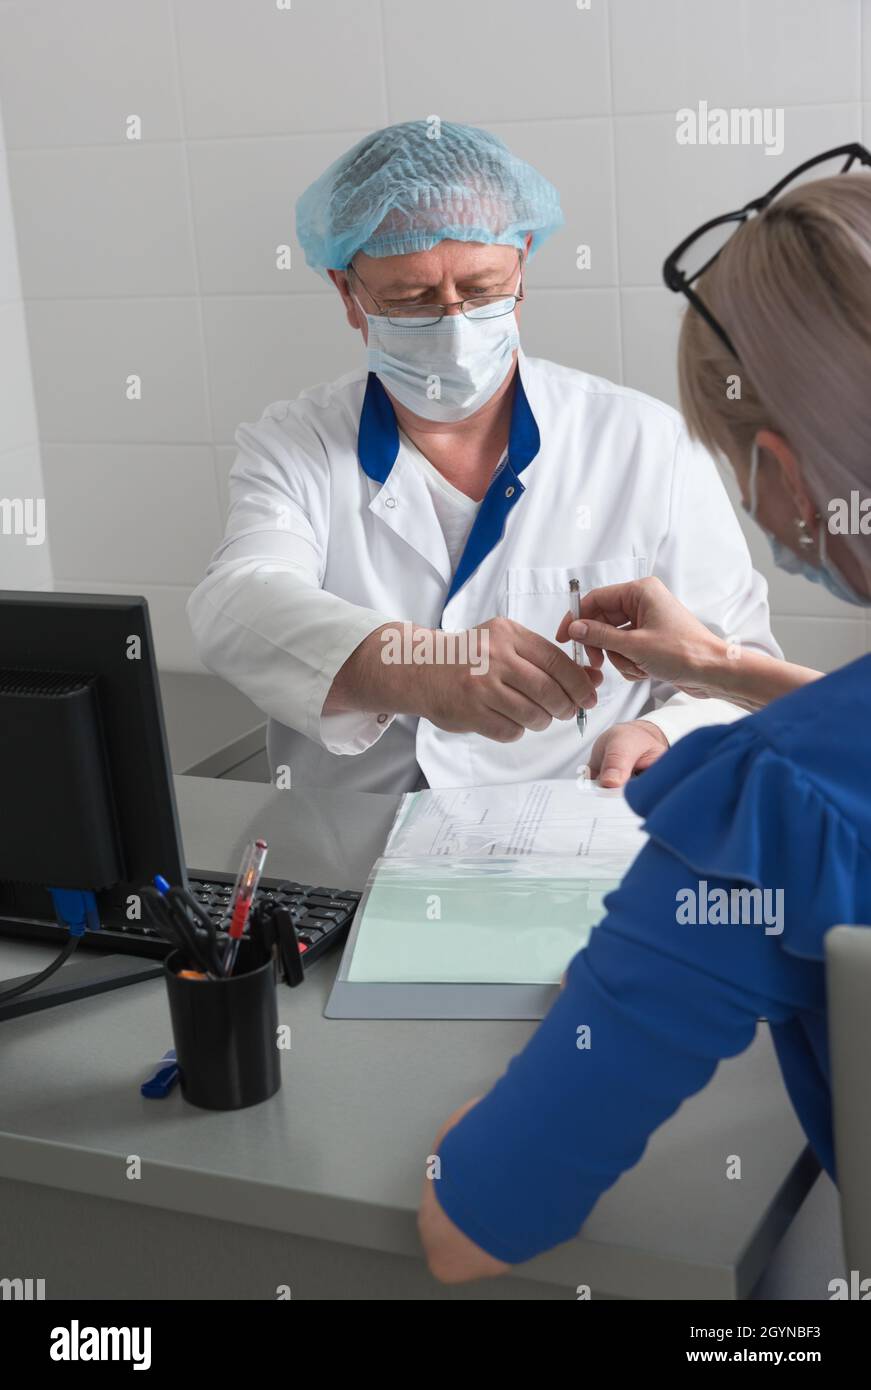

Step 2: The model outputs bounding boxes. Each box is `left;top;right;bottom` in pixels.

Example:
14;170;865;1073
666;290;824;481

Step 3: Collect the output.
347;251;524;327
663;142;871;359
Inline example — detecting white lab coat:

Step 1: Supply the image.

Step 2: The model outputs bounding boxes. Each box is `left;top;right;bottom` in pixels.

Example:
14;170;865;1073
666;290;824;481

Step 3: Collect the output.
188;352;779;792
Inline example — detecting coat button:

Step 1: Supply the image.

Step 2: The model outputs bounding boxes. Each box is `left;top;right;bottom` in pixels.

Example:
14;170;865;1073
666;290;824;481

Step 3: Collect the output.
385;496;397;509
505;485;515;498
377;713;389;724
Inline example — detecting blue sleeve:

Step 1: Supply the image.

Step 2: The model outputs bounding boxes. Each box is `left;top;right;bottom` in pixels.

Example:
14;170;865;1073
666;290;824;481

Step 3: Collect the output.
434;835;822;1264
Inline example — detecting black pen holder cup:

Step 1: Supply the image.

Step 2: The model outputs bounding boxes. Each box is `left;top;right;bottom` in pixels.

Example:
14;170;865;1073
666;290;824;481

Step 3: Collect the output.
164;943;280;1110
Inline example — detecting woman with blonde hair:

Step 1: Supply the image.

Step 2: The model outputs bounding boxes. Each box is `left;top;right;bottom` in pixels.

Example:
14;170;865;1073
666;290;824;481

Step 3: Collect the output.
418;146;871;1281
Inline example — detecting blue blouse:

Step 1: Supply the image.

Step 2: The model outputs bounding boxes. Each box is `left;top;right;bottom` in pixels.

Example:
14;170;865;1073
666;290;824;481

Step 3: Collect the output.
435;653;871;1264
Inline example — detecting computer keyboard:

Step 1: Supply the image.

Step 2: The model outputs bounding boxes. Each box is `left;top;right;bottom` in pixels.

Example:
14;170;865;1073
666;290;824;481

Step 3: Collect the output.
0;872;361;974
183;872;361;969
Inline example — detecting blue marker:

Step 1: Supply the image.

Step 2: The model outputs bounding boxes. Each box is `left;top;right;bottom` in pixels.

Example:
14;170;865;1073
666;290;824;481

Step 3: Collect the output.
141;1049;179;1099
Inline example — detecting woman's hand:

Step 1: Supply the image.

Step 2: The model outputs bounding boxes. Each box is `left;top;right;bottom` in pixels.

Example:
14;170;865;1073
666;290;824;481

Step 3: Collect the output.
555;576;727;699
418;1097;511;1284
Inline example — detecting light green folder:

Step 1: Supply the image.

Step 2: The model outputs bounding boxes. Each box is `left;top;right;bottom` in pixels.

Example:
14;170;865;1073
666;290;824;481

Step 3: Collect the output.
347;855;619;984
338;781;646;998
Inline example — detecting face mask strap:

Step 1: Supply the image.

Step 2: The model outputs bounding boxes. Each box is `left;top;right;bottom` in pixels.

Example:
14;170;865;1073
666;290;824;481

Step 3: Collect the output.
753;443;869;604
351;291;372;324
818;518;829;565
752;440;818;548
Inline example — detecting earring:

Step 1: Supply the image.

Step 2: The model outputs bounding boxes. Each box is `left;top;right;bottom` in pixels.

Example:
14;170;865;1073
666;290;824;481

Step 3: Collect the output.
794;517;815;548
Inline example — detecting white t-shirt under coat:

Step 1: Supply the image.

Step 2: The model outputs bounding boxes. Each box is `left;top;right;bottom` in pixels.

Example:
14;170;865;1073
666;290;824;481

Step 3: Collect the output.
399;428;486;574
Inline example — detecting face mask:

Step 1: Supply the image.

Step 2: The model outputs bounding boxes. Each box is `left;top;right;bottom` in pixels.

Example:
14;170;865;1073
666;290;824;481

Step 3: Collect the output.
744;442;869;607
354;288;520;423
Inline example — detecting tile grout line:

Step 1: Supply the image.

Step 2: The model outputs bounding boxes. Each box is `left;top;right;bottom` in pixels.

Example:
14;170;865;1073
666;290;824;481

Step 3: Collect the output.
604;0;624;385
14;285;634;303
375;0;392;125
166;0;223;476
0;102;865;155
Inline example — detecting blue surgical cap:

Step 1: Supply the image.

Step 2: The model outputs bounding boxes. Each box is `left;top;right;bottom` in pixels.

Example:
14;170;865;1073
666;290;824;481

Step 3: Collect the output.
295;119;563;277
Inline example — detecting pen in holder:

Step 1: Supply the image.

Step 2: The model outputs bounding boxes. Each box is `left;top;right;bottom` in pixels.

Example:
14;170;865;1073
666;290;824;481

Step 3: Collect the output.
163;939;280;1110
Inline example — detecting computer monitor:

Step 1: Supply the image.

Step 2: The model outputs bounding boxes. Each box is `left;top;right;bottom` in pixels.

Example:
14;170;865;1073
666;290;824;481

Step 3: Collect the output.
0;591;187;1006
0;591;359;1022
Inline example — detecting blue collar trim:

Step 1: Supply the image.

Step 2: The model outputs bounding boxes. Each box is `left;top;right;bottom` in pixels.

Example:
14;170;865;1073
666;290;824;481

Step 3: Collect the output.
357;373;400;484
357;366;540;485
356;365;541;603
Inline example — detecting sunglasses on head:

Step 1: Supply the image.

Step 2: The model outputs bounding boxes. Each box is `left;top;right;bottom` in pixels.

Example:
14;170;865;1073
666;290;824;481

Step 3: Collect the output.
663;142;871;359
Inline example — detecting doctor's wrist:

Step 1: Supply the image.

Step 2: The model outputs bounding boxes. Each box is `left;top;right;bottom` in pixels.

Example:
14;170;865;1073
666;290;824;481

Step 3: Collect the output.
325;621;440;719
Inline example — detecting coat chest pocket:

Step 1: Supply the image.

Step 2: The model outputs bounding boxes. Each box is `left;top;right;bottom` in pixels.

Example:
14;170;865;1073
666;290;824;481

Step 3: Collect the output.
505;557;649;705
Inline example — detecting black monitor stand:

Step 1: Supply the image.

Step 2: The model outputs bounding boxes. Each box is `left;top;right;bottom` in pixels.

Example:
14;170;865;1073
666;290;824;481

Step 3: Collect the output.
0;953;163;1023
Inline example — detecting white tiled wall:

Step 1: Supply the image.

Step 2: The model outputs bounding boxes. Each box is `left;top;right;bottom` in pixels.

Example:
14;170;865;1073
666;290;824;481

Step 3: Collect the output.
0;0;869;669
0;94;51;590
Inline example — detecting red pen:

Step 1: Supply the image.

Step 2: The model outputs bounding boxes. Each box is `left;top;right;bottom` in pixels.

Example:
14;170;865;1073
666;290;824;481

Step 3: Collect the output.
222;838;268;976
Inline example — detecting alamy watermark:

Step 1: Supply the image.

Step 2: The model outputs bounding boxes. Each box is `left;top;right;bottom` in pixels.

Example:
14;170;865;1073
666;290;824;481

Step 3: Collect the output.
0;496;45;546
1;1275;45;1299
50;1321;151;1370
827;491;871;535
676;102;784;157
380;621;489;674
676;880;784;935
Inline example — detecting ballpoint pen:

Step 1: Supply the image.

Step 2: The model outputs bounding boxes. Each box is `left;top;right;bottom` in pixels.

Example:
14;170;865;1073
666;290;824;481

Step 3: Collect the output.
142;883;209;970
145;877;222;977
166;885;224;977
223;839;269;976
569;578;587;736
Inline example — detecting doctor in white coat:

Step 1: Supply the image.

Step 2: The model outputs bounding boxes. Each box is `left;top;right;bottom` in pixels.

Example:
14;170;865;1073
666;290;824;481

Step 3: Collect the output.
189;120;779;794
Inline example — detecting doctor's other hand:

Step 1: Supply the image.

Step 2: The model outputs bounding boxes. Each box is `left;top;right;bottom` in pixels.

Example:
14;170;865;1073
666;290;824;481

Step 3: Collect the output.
422;617;603;743
588;719;669;789
554;576;724;700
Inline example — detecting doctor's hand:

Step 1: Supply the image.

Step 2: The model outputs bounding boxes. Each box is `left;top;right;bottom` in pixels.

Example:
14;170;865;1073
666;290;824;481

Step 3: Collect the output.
587;719;669;788
422;617;603;743
555;576;724;700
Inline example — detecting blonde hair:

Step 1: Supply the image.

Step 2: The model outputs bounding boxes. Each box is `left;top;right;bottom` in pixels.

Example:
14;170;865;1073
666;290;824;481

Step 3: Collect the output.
678;174;871;570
